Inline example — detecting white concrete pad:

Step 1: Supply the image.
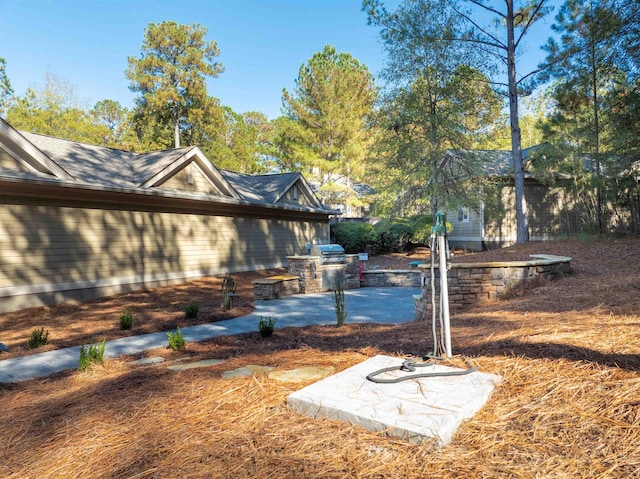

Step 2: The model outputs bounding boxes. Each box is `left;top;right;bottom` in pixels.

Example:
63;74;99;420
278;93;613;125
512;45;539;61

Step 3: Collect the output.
287;355;501;445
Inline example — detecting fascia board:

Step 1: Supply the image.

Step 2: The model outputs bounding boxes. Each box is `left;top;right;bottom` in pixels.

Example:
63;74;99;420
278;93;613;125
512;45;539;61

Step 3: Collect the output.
275;173;322;208
140;147;241;199
0;118;74;181
0;175;332;218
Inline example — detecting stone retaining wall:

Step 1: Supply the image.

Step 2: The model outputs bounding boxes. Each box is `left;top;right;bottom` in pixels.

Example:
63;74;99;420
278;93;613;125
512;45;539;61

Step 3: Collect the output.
415;254;571;319
362;270;422;288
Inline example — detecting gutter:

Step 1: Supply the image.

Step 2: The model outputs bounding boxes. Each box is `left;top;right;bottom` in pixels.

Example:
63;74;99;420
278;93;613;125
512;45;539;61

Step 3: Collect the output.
0;175;339;219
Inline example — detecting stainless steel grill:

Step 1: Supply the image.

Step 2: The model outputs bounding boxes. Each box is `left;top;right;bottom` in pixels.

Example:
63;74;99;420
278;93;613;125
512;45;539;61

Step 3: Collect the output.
311;244;346;264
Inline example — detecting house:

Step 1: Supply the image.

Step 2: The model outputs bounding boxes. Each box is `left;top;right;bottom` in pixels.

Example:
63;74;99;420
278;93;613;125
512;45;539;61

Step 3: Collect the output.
444;145;584;251
308;169;375;219
0;117;334;313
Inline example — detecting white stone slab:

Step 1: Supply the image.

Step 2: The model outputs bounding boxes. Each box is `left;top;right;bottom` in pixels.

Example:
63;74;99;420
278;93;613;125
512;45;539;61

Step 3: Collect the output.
287;355;501;445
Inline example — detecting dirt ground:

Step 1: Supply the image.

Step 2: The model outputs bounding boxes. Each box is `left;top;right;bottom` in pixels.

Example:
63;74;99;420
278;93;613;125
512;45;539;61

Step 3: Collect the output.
1;236;639;478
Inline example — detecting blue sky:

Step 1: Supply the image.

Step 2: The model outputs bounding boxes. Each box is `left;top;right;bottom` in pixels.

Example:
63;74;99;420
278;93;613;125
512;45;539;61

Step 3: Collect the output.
0;0;558;120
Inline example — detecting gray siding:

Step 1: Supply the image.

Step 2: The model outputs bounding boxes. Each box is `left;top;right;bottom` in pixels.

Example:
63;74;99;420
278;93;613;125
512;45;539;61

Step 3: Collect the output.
278;182;313;207
484;180;583;248
447;207;484;251
161;163;221;195
0;198;328;312
0;147;27;171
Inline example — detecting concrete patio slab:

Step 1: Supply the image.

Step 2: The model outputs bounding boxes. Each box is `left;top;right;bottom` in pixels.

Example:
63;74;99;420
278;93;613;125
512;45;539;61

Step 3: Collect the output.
287;355;501;446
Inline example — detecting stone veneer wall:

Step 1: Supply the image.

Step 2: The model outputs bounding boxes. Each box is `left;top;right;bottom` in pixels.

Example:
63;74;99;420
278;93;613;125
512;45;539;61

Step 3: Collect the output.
252;276;300;300
362;270;422;288
344;255;361;289
415;254;571;320
287;256;322;294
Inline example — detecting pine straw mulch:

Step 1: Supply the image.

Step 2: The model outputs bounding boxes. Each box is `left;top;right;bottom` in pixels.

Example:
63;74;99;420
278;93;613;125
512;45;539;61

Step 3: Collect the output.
1;237;639;478
0;268;288;360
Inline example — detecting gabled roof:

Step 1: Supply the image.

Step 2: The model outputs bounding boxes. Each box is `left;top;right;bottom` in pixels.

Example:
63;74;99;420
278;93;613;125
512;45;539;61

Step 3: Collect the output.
0;117;333;214
446;144;543;177
20;131;137;188
136;146;240;199
220;170;322;207
0;118;74;180
219;171;296;203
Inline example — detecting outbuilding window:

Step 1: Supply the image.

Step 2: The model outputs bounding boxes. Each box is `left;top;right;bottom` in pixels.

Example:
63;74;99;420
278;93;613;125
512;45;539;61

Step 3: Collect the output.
458;207;469;223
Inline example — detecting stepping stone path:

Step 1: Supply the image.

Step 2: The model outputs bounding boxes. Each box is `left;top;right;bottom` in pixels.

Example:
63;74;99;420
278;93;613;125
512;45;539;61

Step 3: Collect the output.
132;356;166;366
221;365;274;379
132;356;335;384
167;358;224;371
268;366;335;383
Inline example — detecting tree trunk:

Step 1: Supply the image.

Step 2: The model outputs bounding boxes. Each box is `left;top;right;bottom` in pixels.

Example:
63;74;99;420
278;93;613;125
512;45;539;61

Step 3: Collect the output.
173;102;180;148
590;38;602;234
506;0;529;243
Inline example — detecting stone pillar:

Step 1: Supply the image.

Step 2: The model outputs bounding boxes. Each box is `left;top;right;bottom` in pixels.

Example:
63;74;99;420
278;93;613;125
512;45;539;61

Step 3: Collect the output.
287;256;322;294
344;254;361;290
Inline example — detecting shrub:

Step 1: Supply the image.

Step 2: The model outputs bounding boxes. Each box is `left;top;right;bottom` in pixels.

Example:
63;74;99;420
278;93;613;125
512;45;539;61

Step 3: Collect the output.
78;339;106;371
183;302;199;319
221;272;237;311
119;307;135;330
28;327;49;349
167;328;186;351
409;215;433;244
374;218;414;252
331;222;378;253
258;316;277;338
333;280;347;327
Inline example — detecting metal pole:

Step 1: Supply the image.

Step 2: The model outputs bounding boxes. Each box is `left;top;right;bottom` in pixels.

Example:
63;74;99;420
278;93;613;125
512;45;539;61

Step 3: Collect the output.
438;234;452;357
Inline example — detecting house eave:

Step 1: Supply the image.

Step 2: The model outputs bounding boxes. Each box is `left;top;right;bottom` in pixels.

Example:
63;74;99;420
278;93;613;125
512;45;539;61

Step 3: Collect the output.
0;175;333;219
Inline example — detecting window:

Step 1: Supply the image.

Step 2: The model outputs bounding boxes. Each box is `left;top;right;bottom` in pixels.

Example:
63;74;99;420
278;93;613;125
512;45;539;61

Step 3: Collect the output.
186;164;194;185
292;185;299;200
458;207;469;223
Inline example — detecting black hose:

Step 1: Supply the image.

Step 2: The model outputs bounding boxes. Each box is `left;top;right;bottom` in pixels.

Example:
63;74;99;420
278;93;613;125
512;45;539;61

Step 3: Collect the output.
366;357;478;384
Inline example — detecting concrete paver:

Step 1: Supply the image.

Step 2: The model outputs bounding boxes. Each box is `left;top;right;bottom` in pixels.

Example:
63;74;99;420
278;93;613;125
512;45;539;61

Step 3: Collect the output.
0;287;420;383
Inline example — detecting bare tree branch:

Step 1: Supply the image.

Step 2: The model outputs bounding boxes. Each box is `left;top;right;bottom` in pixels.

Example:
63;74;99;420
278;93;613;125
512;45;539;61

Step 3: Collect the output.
445;0;507;50
515;0;549;48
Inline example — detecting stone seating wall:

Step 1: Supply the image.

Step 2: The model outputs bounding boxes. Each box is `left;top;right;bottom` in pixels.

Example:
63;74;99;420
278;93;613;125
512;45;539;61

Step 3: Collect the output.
415;254;571;320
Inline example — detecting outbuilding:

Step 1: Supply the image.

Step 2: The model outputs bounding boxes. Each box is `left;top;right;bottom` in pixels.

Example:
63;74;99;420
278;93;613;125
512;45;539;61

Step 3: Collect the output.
0;118;333;313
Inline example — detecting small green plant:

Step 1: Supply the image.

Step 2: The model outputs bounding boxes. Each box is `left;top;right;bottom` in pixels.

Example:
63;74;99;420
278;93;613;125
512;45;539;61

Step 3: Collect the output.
333;280;347;327
119;307;135;330
183;301;199;319
221;272;237;311
258;316;277;338
78;339;106;371
167;328;186;351
28;327;49;349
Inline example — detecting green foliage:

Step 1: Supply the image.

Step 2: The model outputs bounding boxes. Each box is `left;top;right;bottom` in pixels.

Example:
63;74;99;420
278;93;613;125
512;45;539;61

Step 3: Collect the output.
409;215;434;245
78;339;106;371
364;1;504;216
0;57;13;115
331;222;378;253
90;99;129;148
374;218;414;252
167;328;186;351
183;302;199;319
119;307;135;330
333;280;347;327
28;327;49;349
280;44;377;206
5;73;112;145
257;316;277;338
370;215;452;252
126;21;224;148
221;272;237;311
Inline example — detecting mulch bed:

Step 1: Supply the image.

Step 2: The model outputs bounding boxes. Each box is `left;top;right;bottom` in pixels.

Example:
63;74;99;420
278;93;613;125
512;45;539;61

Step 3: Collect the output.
1;237;639;478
